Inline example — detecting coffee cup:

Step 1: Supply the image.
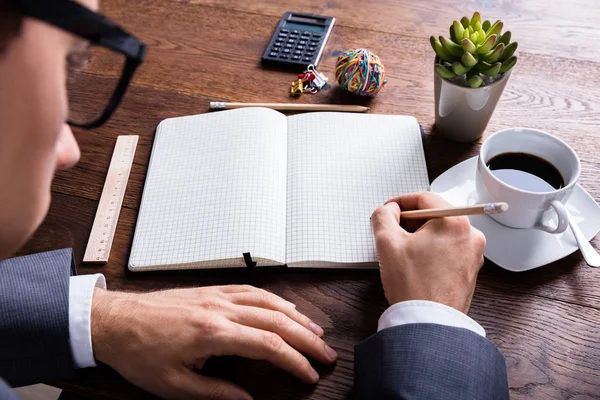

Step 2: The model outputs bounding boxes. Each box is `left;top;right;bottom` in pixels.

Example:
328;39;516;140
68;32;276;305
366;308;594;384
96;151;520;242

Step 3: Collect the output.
476;128;581;233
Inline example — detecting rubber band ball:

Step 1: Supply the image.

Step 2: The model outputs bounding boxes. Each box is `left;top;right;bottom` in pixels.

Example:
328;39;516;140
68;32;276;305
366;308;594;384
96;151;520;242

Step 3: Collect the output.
334;48;387;96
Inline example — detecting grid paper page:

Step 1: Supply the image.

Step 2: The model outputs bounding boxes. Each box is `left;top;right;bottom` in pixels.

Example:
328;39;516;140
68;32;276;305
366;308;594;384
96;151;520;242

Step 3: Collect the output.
129;108;287;271
286;113;429;266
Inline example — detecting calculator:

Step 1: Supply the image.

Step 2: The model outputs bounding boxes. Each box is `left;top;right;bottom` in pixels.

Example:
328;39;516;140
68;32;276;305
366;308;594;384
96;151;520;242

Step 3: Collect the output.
262;12;335;69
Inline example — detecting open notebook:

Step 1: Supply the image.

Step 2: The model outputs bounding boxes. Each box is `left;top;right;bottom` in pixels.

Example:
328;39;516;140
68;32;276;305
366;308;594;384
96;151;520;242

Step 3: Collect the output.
129;108;429;271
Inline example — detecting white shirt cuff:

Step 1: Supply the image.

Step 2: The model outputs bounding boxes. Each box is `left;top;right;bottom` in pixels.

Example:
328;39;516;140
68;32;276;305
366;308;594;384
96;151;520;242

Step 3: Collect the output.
378;300;486;337
69;274;106;368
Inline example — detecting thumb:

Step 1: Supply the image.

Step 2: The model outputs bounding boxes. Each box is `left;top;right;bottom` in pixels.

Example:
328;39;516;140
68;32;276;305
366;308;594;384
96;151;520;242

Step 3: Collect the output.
163;368;253;400
371;202;406;236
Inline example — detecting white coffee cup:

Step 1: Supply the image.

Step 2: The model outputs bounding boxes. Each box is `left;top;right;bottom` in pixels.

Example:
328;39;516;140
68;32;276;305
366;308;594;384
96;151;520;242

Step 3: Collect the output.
476;128;581;233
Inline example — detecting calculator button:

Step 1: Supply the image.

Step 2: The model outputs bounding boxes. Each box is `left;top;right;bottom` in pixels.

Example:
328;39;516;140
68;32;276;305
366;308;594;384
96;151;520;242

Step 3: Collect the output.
312;33;323;38
269;52;278;57
304;52;314;57
294;50;302;55
302;57;313;62
278;34;287;39
307;46;317;51
273;42;283;47
270;47;280;52
289;34;299;39
280;54;290;59
287;39;296;44
299;40;307;45
283;48;292;54
291;29;300;34
302;31;311;36
291;55;301;60
296;45;305;50
285;44;293;49
280;28;289;33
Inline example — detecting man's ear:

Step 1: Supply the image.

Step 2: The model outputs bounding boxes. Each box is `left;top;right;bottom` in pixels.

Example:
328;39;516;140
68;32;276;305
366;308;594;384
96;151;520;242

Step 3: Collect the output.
0;6;23;55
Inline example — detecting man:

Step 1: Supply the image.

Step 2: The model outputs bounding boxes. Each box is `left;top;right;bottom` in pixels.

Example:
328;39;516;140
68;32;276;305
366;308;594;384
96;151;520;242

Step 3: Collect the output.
0;0;509;399
0;1;336;399
358;194;509;399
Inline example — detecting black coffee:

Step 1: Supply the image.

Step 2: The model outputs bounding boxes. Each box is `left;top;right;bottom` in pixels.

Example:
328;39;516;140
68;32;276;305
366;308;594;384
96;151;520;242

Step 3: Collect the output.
486;152;564;192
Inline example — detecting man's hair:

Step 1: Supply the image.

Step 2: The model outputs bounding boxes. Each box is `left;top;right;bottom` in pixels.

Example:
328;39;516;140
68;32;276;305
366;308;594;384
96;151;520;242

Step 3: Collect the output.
0;2;23;54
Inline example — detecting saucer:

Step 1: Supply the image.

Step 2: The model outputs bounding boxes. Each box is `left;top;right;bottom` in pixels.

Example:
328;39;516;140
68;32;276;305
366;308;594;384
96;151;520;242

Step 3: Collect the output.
430;156;600;272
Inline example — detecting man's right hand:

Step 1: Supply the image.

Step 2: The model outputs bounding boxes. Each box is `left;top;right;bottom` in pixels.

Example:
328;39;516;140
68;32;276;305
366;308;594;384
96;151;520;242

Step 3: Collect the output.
371;192;486;314
91;285;337;400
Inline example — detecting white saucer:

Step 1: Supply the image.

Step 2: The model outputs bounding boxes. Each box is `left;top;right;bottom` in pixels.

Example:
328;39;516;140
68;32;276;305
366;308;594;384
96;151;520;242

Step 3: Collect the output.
431;156;600;272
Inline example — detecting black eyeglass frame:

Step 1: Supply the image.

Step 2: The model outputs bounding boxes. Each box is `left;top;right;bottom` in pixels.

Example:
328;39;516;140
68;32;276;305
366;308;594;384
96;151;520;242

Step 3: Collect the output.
12;0;147;129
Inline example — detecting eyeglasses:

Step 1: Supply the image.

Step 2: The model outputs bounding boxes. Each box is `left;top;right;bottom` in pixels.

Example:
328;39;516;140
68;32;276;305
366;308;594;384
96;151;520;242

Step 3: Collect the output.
12;0;147;129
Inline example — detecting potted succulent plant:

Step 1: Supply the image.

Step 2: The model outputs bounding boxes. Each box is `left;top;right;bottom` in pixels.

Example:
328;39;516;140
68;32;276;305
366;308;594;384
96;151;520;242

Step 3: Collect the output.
431;12;518;142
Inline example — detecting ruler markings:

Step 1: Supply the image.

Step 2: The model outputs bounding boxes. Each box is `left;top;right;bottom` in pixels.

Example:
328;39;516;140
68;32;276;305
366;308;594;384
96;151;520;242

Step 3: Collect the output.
83;135;138;264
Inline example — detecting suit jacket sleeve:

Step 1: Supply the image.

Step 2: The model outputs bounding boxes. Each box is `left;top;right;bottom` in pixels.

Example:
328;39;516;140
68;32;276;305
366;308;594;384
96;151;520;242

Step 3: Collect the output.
0;380;19;400
0;248;76;387
353;323;509;400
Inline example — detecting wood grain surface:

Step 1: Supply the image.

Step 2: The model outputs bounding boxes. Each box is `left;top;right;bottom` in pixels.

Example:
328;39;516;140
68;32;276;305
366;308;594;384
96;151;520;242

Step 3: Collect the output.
19;0;600;398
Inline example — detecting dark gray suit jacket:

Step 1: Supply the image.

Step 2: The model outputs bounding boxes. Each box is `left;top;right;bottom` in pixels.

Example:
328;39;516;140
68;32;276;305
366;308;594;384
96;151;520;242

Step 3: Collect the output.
354;323;509;399
0;249;76;396
1;249;509;400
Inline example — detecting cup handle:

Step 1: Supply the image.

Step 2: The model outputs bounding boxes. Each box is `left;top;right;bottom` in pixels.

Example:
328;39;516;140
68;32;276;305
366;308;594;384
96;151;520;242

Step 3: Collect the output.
536;200;569;234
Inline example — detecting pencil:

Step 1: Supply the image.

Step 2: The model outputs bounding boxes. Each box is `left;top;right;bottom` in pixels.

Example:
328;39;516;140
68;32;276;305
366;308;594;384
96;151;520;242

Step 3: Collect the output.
209;102;370;113
400;202;509;220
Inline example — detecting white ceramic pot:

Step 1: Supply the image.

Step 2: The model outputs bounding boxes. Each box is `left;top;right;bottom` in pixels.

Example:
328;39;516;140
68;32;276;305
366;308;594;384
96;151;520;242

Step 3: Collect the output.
434;58;511;142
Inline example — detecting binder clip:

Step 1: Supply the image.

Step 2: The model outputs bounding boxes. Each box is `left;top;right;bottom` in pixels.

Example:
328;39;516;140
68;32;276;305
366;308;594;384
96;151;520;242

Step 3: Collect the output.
311;73;328;90
298;72;316;82
290;78;304;96
308;66;328;90
291;65;329;96
298;71;318;94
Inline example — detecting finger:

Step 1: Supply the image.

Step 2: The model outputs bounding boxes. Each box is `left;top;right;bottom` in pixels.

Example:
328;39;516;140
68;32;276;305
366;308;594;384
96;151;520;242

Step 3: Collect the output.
219;285;296;307
371;202;406;237
215;285;268;295
227;291;322;336
215;323;320;384
160;367;252;400
385;191;451;211
228;305;337;365
471;226;487;250
473;226;486;271
386;192;452;232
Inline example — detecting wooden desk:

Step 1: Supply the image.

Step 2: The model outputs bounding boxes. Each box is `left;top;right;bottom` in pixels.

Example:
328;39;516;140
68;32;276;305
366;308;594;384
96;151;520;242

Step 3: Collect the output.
19;0;600;398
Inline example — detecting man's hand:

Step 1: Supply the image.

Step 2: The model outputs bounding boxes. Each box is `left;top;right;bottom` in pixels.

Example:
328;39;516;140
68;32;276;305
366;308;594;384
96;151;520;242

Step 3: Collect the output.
371;192;486;313
91;285;337;400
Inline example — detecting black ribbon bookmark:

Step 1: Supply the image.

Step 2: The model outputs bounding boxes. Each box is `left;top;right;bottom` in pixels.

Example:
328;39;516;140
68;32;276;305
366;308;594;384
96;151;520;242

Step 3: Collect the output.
243;252;256;268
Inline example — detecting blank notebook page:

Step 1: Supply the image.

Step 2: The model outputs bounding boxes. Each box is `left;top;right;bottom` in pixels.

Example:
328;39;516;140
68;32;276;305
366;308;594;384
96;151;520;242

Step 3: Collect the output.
286;113;429;266
129;108;288;271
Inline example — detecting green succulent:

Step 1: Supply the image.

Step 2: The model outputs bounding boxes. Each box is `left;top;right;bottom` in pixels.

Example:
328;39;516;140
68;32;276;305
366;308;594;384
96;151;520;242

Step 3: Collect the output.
431;12;518;88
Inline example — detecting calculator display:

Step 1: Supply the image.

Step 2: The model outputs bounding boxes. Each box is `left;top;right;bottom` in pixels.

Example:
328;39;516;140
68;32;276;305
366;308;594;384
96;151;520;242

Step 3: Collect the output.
284;22;325;33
